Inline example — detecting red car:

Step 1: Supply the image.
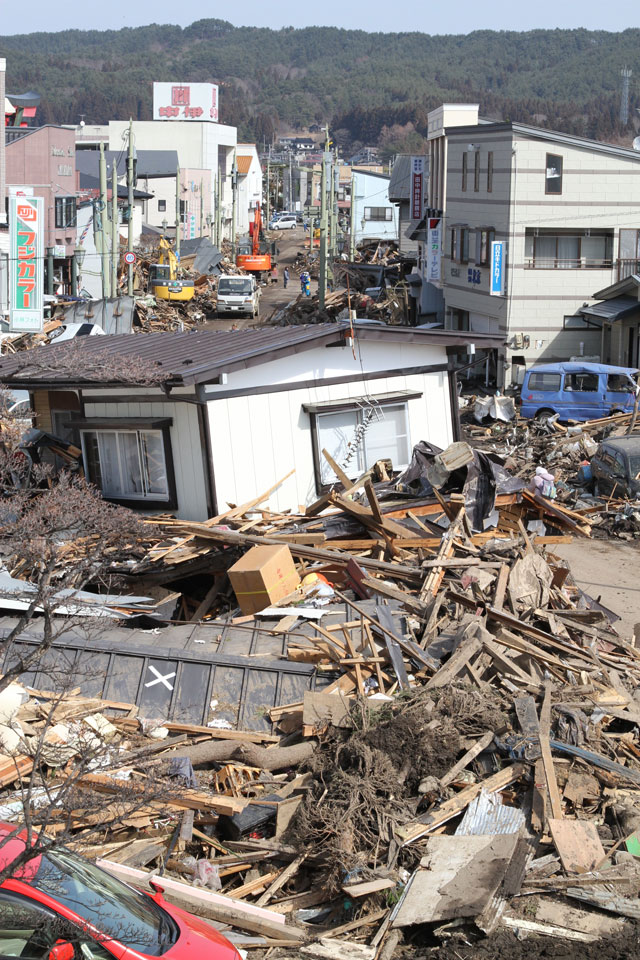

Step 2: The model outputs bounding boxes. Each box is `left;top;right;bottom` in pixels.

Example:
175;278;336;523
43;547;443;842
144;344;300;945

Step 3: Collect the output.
0;822;241;960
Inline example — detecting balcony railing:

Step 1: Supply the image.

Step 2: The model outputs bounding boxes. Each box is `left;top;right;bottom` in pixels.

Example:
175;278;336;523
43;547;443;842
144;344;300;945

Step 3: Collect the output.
617;259;640;281
524;258;613;270
5;127;34;144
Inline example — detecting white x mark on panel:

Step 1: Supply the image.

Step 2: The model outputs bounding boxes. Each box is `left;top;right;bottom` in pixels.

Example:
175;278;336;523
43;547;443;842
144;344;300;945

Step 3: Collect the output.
145;665;176;691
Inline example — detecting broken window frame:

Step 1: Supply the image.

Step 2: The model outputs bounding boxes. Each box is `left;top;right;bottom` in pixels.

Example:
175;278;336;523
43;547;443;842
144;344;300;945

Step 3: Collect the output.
305;396;417;494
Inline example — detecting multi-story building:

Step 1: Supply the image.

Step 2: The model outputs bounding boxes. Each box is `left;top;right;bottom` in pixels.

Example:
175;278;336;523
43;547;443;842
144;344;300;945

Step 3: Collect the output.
5;124;78;295
235;144;263;235
108;119;237;243
351;170;398;248
440;118;640;385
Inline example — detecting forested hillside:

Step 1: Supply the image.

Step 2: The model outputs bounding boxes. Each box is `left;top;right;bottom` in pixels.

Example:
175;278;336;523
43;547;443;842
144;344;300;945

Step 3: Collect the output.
2;21;639;152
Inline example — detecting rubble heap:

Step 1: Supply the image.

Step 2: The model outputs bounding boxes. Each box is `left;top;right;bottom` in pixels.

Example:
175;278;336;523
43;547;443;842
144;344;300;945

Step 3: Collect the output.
2;445;640;952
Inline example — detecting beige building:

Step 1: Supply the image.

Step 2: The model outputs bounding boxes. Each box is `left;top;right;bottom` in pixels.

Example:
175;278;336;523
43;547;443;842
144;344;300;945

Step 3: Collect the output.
440;119;640;384
108;120;237;242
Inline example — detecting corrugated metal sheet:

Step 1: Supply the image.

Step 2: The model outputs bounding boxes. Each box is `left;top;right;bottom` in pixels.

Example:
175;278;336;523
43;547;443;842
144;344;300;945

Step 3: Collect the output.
456;789;525;836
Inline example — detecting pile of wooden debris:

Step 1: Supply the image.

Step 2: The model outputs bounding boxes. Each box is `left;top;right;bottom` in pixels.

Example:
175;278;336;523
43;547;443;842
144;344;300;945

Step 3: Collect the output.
2;445;640;951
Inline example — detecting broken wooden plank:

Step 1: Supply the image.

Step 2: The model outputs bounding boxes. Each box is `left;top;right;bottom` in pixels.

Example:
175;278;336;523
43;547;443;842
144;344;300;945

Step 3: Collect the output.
539;683;563;821
440;731;494;788
549;819;605;875
397;763;527;845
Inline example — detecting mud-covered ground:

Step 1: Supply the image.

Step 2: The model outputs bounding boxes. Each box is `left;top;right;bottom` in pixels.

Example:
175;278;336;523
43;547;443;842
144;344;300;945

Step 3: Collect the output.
401;923;640;960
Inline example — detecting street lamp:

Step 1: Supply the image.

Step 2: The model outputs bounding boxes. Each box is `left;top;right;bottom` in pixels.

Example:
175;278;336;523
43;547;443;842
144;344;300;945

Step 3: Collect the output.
74;245;86;268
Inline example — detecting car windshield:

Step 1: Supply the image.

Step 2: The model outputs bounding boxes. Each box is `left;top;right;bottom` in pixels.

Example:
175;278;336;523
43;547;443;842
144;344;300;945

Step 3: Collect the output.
219;279;252;294
33;847;174;954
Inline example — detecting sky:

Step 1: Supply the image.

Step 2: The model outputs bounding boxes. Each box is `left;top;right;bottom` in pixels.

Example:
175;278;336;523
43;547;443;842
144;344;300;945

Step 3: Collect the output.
1;0;639;36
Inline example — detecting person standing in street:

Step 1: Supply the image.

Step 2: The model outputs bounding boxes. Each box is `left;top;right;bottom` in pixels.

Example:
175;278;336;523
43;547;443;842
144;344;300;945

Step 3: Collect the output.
283;267;289;289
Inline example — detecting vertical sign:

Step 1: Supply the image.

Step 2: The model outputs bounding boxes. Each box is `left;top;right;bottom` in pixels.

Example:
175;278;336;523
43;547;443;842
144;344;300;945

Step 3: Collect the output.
490;240;505;296
411;156;424;221
9;195;44;333
426;217;442;282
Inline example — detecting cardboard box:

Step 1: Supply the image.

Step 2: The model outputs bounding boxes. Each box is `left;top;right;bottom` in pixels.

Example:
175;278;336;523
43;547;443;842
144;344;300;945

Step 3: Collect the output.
228;545;300;615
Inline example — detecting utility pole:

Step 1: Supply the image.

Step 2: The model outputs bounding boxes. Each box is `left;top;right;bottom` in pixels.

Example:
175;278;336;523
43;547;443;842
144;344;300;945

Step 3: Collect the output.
98;143;109;297
200;178;204;236
265;155;270;225
175;165;181;261
349;168;356;261
231;151;237;253
329;156;337;258
126;119;134;296
215;175;222;248
111;163;118;298
318;125;330;310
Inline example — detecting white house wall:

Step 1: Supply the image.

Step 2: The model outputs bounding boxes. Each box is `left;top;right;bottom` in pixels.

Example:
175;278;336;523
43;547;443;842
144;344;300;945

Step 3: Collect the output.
204;339;453;512
82;397;209;520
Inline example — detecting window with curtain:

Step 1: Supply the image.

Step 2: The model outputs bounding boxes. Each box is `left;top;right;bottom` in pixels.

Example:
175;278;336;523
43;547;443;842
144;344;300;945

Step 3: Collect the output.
525;230;613;268
316;403;410;485
82;429;169;501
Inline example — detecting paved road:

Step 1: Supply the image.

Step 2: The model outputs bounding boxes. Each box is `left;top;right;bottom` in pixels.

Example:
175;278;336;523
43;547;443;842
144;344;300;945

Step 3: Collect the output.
552;539;640;640
258;227;318;321
203;227;317;332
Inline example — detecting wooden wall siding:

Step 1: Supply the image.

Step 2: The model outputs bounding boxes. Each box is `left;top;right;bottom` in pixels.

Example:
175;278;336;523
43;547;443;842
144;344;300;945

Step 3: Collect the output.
206;370;453;514
83;400;209;520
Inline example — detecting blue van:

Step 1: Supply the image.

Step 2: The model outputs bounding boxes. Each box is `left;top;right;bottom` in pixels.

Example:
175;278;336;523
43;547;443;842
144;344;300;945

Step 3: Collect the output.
519;362;639;421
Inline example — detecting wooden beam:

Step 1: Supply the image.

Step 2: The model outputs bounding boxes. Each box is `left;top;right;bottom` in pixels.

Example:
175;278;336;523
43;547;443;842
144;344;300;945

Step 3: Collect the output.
539;683;563;821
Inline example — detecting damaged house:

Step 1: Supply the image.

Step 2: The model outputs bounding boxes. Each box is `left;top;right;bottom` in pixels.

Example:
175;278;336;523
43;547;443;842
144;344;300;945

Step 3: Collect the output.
0;323;501;519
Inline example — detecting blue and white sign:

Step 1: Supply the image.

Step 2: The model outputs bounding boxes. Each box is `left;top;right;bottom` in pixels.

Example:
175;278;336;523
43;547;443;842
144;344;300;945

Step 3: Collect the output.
490;240;505;297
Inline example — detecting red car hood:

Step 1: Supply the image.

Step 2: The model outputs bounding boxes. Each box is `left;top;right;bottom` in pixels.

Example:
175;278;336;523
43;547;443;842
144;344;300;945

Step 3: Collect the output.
157;897;241;960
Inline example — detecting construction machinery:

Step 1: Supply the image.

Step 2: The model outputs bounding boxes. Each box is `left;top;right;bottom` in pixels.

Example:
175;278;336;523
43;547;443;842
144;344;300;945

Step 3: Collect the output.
236;203;272;277
149;237;195;301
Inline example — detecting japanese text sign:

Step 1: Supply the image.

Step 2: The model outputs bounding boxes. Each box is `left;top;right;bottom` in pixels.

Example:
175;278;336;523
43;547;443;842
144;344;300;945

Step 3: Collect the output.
411;156;424;221
9;195;44;333
490;240;505;297
153;82;219;122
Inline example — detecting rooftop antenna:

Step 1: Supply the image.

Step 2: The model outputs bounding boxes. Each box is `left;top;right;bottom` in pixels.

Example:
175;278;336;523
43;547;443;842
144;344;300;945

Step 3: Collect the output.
621;67;632;127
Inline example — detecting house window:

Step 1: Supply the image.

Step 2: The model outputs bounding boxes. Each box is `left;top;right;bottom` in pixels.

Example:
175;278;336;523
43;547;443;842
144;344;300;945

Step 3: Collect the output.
451;226;471;263
82;428;172;503
545;154;563;194
54;196;76;229
563;314;602;330
364;207;392;221
312;401;411;488
474;150;480;192
179;200;188;222
475;228;495;266
524;230;613;268
157;199;167;212
461;228;470;263
462;152;468;192
487;152;493;193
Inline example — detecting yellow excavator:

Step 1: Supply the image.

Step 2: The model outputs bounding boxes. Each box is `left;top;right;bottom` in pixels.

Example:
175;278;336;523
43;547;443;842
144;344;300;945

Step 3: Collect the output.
149;237;195;302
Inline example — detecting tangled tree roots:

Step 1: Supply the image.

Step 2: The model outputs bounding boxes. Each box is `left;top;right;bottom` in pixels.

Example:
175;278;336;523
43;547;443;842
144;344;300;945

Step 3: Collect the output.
287;683;510;892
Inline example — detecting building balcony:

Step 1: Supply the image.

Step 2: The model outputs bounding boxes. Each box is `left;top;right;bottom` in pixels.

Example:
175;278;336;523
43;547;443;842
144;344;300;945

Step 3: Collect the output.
617;259;640;281
524;258;613;270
